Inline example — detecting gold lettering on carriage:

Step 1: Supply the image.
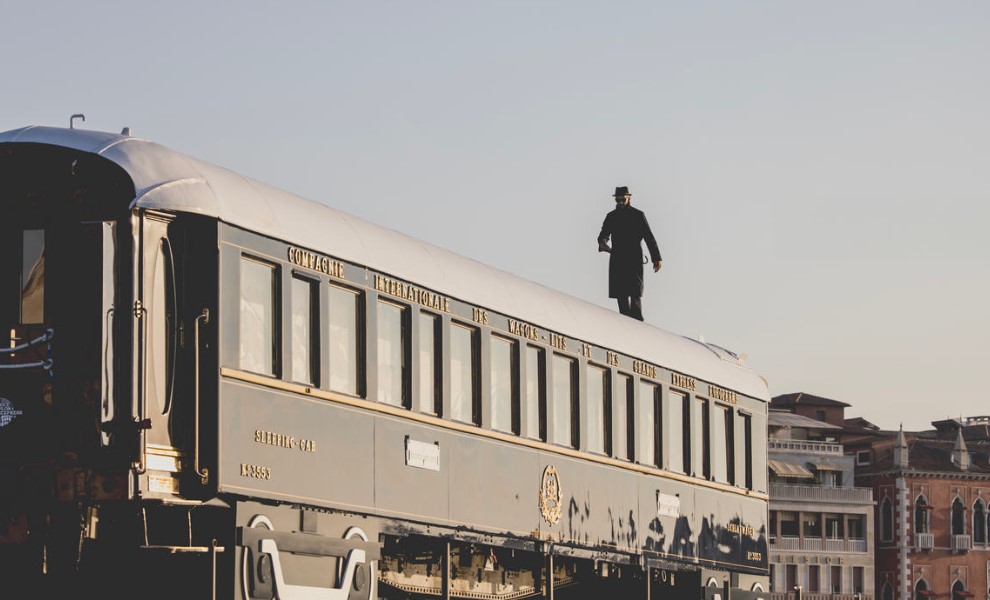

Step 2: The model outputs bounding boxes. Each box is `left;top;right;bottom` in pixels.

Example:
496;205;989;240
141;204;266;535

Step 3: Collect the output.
254;429;317;453
375;275;451;313
708;385;738;405
508;319;539;340
671;372;696;390
633;360;657;379
287;247;345;279
726;523;755;537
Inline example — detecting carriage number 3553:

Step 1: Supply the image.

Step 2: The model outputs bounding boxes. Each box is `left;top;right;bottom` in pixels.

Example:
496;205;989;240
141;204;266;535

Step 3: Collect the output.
240;463;272;480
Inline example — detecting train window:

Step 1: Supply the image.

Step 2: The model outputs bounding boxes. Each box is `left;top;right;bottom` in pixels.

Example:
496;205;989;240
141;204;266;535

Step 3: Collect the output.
667;390;688;473
418;312;441;415
328;284;363;396
20;229;45;323
523;345;546;440
638;381;660;466
615;373;634;460
742;413;753;488
151;238;178;414
240;256;279;376
693;397;710;479
491;334;518;434
551;354;578;448
586;365;611;455
377;300;409;407
450;322;479;425
712;404;734;484
290;276;318;385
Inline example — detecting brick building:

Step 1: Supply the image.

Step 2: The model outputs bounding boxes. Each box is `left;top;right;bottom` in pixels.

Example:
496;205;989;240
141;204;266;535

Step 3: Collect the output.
847;418;990;600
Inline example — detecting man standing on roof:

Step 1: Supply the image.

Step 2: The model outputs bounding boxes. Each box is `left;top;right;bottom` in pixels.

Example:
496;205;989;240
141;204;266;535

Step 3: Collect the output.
597;186;662;321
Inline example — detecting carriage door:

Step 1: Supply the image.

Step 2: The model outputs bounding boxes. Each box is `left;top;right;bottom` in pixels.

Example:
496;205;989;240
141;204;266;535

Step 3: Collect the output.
133;209;182;496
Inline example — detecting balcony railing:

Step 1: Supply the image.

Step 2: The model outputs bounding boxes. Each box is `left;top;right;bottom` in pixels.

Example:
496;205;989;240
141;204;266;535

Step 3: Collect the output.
771;536;868;553
916;533;934;550
768;439;844;455
770;483;873;504
771;593;872;600
952;534;971;552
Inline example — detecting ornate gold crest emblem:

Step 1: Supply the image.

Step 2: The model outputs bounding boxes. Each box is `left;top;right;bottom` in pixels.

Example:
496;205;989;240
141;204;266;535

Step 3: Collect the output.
539;465;562;525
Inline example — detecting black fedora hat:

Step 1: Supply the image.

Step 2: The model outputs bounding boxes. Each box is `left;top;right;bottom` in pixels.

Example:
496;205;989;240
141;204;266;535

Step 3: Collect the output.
613;186;631;197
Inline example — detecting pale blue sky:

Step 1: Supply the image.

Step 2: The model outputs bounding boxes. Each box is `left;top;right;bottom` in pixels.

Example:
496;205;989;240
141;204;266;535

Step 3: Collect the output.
4;1;988;430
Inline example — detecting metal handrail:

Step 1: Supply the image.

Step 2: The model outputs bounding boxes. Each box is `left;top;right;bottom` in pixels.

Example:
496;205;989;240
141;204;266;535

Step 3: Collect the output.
194;309;210;484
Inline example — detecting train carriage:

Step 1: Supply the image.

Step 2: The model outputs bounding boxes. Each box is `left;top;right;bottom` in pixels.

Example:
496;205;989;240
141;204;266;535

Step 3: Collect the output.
0;125;770;600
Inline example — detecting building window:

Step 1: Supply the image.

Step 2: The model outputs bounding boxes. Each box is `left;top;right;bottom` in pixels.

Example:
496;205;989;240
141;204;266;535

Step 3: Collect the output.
615;373;634;460
830;565;841;593
490;334;518;434
881;498;894;542
523;345;546;440
804;513;821;539
809;565;821;592
973;498;987;544
290;276;318;385
328;284;363;396
586;365;611;455
816;409;826;422
418;312;441;414
785;565;797;592
20;229;45;324
240;257;278;376
856;450;871;466
780;512;799;537
825;513;843;539
450;322;479;425
769;511;777;537
952;497;966;536
712;404;734;484
853;567;864;594
951;581;967;600
376;300;409;407
915;579;930;600
882;582;893;600
551;354;578;448
848;515;865;540
915;495;931;534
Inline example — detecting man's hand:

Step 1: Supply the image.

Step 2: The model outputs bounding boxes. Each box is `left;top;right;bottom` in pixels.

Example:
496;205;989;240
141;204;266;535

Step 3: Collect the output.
598;242;611;253
653;260;662;273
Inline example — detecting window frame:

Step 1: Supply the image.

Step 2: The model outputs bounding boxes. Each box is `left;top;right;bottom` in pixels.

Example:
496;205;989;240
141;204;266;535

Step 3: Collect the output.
375;298;411;408
239;254;281;378
449;320;481;426
289;273;320;386
327;282;366;397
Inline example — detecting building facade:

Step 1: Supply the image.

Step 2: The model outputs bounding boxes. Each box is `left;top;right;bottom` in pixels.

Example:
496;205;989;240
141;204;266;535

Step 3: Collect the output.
849;418;990;600
768;400;876;600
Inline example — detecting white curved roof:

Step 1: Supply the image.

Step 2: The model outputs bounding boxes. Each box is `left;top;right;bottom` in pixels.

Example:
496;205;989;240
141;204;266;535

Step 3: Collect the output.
0;125;769;401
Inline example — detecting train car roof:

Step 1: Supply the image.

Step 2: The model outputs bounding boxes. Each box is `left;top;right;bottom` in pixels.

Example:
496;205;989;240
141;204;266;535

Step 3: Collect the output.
1;125;769;400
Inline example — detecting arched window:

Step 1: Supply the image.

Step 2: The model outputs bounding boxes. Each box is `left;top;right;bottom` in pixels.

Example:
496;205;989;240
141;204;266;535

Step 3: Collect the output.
974;498;987;544
915;495;930;534
881;498;894;542
916;579;931;600
882;582;894;600
951;580;966;600
952;497;966;536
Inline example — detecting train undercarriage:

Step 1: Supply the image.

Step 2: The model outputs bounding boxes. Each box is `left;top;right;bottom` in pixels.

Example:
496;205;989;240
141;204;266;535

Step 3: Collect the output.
1;497;764;600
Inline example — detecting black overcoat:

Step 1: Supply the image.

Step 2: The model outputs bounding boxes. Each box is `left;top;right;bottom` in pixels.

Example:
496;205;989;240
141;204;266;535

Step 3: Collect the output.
597;204;662;298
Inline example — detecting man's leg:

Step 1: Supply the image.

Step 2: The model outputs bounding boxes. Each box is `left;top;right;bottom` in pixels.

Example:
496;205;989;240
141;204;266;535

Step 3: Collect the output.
629;297;644;321
616;297;631;316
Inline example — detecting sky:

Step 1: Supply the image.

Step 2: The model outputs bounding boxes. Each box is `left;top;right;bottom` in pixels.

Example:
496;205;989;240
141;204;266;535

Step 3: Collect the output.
3;1;988;431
